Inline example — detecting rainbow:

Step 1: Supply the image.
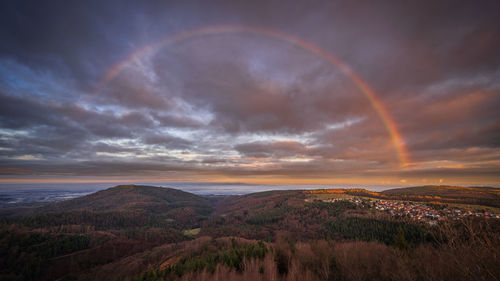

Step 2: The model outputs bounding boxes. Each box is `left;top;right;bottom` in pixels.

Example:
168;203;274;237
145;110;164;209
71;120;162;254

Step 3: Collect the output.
97;25;409;166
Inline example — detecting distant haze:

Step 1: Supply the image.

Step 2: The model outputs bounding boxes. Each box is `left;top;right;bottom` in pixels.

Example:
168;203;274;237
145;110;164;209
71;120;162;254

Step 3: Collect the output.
0;182;400;207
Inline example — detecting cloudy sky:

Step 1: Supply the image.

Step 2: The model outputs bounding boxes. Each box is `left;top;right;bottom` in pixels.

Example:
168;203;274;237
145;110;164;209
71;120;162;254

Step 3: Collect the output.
0;0;499;186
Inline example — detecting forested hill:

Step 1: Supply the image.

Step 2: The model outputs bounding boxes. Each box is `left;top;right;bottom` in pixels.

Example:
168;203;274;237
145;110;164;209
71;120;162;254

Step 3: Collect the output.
38;185;211;214
306;185;500;208
381;185;500;207
42;185;210;213
1;185;499;280
382;185;500;197
0;185;215;280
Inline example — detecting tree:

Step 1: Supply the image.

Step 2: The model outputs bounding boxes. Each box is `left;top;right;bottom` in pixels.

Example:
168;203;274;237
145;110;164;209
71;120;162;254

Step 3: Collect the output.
394;226;410;250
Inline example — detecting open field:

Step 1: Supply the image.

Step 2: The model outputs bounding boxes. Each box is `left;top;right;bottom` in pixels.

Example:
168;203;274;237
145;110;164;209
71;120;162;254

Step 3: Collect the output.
183;228;201;236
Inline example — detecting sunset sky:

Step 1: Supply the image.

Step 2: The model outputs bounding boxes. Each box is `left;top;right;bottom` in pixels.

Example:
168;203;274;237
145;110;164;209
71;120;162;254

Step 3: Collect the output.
0;0;499;186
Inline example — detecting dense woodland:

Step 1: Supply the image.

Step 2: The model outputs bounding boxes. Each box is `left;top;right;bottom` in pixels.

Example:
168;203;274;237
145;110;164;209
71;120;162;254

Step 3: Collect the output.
1;185;499;281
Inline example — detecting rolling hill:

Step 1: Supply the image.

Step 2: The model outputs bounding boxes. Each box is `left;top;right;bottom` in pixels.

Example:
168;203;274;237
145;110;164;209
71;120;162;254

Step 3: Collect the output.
381;185;500;207
1;185;499;281
382;185;500;198
39;184;212;214
307;185;500;208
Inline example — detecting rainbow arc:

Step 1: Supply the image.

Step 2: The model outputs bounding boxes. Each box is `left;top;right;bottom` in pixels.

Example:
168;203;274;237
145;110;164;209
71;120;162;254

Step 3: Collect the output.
97;25;409;167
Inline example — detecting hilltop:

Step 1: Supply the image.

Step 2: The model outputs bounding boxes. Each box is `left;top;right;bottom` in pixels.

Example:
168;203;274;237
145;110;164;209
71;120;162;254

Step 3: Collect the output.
0;185;213;219
39;185;212;214
383;185;500;197
381;185;500;207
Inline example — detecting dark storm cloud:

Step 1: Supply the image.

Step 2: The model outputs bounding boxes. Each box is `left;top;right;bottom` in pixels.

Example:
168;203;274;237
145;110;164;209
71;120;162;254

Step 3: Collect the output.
151;113;204;128
0;0;212;89
235;140;308;158
97;76;174;110
0;92;160;160
297;1;500;95
0;0;499;184
0;1;117;87
0;92;150;139
400;89;500;154
142;133;193;150
1;93;59;131
91;142;136;154
0;160;192;177
201;158;229;164
151;52;367;135
410;122;500;152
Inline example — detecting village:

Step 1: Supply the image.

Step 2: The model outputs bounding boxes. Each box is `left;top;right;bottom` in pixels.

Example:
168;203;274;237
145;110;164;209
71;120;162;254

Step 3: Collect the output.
323;197;500;223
